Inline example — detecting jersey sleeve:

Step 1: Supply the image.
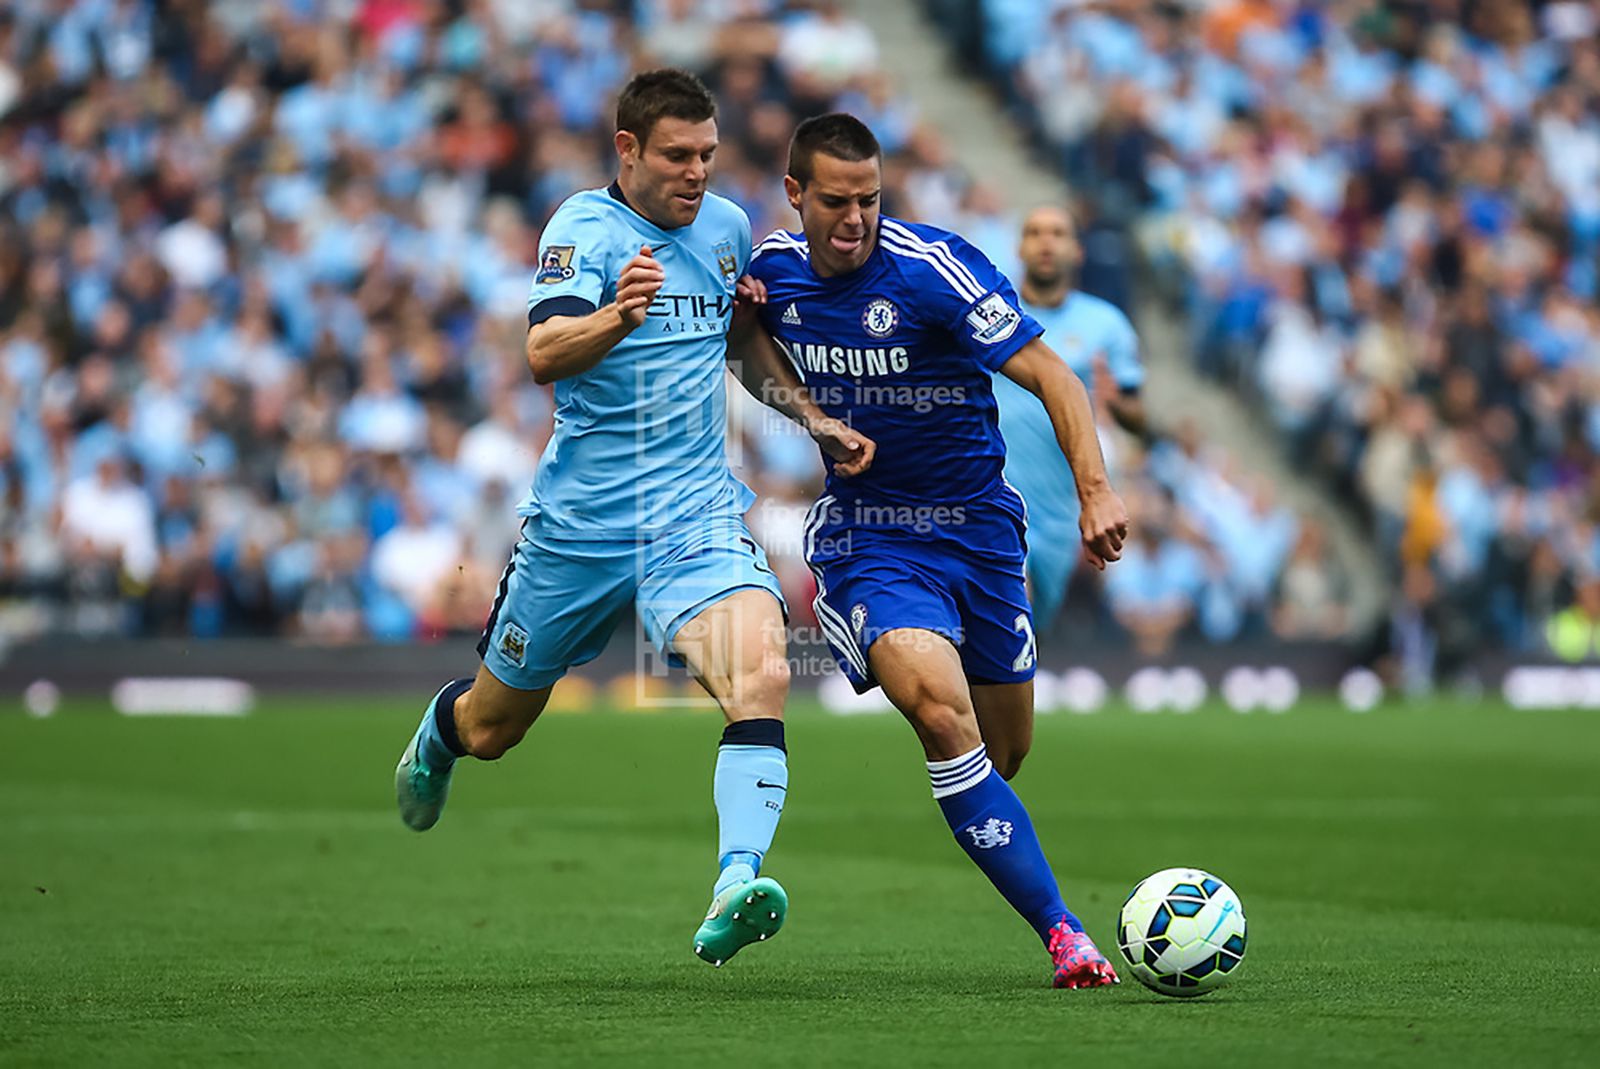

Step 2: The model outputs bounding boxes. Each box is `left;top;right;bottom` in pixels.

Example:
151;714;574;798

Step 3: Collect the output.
748;229;800;284
897;225;1043;371
528;199;613;327
1104;306;1145;392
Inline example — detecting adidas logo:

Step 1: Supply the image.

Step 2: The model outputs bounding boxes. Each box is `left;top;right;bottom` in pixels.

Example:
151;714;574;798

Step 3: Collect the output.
781;303;802;326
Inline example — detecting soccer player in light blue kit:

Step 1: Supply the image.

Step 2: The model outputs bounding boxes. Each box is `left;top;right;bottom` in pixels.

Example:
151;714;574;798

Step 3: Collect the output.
994;205;1147;632
392;71;870;968
741;115;1129;989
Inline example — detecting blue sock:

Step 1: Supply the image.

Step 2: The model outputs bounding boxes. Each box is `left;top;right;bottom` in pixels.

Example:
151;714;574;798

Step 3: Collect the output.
712;718;788;897
418;678;472;767
930;744;1080;943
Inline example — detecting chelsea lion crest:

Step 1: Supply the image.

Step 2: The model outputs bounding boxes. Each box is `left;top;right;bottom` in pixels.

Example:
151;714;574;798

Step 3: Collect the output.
861;298;898;338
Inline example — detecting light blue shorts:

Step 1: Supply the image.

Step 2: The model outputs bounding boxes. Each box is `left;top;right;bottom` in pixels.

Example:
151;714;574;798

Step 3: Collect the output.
477;515;786;691
1024;510;1081;633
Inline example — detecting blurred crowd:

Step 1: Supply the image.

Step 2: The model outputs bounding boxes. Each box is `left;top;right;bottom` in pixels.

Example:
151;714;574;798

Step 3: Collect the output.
948;0;1600;677
0;0;1334;655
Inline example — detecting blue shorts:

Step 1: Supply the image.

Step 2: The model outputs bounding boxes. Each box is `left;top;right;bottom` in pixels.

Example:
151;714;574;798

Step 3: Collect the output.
803;488;1036;694
477;514;785;691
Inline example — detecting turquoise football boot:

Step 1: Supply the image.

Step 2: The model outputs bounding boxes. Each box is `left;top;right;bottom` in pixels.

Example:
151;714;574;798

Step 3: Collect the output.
693;876;787;966
395;684;457;831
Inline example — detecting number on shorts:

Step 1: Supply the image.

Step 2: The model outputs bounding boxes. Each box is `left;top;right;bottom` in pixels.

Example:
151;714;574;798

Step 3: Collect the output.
1012;613;1036;672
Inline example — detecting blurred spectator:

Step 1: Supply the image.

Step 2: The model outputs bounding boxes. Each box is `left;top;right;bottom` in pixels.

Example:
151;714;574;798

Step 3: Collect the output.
1272;521;1351;641
1544;573;1600;663
61;455;158;586
1103;520;1201;657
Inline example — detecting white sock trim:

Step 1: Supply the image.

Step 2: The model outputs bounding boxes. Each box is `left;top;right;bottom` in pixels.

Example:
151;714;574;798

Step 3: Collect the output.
928;744;993;800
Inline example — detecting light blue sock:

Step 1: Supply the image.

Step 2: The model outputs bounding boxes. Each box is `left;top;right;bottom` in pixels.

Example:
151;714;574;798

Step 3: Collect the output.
712;719;788;897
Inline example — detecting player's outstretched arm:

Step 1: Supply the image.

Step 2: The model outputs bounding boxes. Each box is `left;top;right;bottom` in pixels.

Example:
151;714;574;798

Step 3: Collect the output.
726;309;875;477
525;245;664;384
1000;338;1129;569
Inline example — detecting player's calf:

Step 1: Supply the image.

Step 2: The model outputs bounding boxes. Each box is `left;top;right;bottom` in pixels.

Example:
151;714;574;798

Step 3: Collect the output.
989;748;1027;781
971;681;1035;781
453;671;552;760
395;669;551;831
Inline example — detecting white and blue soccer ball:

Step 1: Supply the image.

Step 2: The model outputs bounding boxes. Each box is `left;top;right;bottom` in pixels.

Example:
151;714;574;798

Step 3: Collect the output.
1116;867;1247;997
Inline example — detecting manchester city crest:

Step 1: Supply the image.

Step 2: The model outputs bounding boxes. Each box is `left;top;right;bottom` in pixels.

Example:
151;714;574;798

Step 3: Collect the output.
714;240;739;284
862;298;898;338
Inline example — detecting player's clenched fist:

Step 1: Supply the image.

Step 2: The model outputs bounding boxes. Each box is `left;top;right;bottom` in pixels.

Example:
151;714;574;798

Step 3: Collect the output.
616;244;665;328
1079;485;1129;571
808;416;876;478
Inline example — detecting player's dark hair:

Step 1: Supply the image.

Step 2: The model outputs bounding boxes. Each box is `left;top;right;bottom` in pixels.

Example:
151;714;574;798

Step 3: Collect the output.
787;113;882;188
616;68;717;148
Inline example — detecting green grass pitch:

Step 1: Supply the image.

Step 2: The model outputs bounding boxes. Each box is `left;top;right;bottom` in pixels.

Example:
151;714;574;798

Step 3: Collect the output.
3;696;1599;1066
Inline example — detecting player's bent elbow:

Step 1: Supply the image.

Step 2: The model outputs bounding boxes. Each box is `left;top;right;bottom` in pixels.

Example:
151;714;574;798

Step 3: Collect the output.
525;325;567;385
526;342;556;385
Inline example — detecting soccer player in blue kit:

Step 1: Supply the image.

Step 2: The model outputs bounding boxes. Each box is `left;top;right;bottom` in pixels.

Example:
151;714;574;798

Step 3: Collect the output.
392;71;870;968
741;115;1130;988
994;206;1147;632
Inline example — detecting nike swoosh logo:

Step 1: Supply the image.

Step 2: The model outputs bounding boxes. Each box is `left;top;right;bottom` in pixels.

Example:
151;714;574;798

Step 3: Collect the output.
756;780;787;791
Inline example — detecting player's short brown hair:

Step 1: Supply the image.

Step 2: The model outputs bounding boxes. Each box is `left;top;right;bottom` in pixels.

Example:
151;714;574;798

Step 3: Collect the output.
787;113;882;188
616;69;717;148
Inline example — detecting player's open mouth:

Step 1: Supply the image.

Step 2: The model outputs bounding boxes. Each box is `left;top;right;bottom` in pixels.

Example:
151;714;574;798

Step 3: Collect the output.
830;234;863;254
675;191;703;206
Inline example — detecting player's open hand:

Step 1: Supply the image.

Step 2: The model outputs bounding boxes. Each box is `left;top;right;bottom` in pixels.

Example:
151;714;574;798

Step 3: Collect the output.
810;417;876;478
617;245;665;329
1079;485;1129;570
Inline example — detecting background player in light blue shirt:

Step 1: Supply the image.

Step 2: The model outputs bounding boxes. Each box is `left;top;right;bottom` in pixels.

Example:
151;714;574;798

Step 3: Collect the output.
393;71;867;969
742;115;1128;989
993;205;1147;633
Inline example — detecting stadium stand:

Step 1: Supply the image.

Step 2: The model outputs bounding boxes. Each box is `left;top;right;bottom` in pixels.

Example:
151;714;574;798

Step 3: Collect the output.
934;0;1600;679
2;0;1331;656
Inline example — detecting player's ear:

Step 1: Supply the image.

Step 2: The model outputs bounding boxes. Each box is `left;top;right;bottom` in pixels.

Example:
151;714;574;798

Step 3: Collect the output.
615;129;640;165
783;174;802;213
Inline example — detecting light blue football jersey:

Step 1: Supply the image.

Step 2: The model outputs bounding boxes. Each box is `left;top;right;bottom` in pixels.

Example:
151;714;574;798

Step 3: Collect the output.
524;183;755;537
992;290;1143;528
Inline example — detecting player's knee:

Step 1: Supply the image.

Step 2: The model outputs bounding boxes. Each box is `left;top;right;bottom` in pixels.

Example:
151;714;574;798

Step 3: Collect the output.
909;699;979;755
725;656;790;720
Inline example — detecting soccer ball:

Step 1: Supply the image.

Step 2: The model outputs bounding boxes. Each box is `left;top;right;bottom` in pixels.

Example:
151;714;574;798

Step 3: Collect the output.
1116;867;1247;997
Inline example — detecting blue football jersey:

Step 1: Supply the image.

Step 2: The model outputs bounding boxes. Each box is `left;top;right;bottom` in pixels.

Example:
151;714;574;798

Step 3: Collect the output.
993;290;1143;528
524;183;755;537
749;217;1044;509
